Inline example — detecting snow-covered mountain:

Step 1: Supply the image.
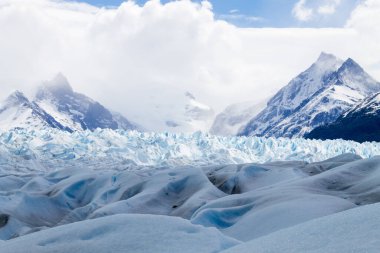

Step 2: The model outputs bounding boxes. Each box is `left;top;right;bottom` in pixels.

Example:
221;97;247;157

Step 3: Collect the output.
306;92;380;142
0;74;138;132
210;99;267;136
239;53;380;138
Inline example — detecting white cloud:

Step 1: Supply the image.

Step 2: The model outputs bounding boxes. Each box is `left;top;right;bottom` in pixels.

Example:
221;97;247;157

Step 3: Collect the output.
318;0;341;15
0;0;379;131
218;13;263;23
345;0;380;72
293;0;342;21
292;0;313;21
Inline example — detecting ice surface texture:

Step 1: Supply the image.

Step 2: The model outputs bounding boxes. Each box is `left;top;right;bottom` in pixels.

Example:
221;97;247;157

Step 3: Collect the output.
1;154;380;252
1;128;380;174
0;214;239;253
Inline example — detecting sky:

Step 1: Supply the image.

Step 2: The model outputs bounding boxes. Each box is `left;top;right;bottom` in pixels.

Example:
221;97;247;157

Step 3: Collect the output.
79;0;360;27
0;0;379;131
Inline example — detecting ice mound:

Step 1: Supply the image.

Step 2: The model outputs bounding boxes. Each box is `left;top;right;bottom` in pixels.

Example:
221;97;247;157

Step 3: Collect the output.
1;127;380;174
221;202;380;253
0;214;239;253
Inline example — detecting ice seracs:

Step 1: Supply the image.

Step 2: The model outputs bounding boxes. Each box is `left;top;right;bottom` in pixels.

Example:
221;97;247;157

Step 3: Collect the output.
239;52;380;138
0;127;380;175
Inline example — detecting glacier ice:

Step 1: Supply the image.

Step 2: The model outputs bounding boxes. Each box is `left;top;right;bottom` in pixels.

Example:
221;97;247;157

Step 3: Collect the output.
221;202;380;253
1;128;380;174
0;214;239;253
1;153;380;252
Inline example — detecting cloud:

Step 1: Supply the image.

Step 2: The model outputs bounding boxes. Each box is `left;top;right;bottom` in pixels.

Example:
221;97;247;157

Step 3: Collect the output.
292;0;313;21
345;0;380;69
218;13;263;23
318;0;341;15
0;0;379;131
293;0;342;21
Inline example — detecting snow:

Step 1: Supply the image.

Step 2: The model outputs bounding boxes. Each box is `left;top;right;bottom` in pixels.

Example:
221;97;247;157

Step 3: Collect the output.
35;100;83;132
343;91;380;116
270;84;365;137
1;128;380;174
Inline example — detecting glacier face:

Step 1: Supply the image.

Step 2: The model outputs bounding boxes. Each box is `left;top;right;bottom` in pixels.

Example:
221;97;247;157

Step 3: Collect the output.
1;127;380;174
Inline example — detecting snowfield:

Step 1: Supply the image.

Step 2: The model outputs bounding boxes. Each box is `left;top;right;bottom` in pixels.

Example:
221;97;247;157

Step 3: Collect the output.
1;128;380;174
1;150;380;252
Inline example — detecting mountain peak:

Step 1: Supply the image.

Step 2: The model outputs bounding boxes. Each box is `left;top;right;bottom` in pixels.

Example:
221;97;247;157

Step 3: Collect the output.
4;90;29;105
185;91;196;100
41;73;74;97
338;58;364;73
316;52;338;63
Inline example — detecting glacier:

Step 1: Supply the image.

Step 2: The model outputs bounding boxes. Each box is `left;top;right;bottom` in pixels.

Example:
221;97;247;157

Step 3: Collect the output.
1;127;380;252
1;153;380;252
1;127;380;174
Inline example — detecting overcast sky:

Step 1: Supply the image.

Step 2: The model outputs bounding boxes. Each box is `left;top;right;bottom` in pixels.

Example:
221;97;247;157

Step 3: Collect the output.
0;0;379;126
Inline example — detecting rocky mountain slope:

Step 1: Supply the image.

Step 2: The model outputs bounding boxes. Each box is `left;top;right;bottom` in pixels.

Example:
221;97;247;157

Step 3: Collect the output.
306;92;380;142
